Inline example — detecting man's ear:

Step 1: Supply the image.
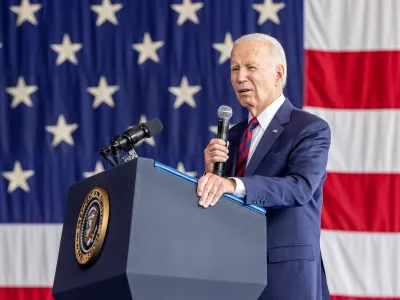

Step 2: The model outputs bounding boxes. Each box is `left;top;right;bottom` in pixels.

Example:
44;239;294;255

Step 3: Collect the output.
276;64;285;86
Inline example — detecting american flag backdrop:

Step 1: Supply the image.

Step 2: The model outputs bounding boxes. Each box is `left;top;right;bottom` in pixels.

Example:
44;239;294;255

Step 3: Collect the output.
0;0;399;299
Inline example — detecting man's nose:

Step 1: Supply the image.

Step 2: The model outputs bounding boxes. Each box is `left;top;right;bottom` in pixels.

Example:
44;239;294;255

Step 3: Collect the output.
237;69;247;82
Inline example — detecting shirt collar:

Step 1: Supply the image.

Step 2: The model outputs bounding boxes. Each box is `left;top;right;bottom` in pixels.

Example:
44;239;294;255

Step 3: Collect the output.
248;94;285;130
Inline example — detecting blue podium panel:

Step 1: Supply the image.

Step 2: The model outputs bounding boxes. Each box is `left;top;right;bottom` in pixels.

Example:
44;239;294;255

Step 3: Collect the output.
53;158;267;300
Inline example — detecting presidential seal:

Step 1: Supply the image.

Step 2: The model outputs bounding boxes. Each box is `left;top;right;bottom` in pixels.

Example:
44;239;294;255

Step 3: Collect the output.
75;187;110;265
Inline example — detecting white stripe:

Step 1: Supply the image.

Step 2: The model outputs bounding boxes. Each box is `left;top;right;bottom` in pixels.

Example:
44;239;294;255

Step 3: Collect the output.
0;224;62;286
321;230;400;297
0;224;398;298
304;107;400;173
305;0;400;51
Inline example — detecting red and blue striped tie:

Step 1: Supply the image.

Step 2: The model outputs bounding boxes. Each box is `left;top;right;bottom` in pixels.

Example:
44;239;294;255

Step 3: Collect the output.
235;117;259;177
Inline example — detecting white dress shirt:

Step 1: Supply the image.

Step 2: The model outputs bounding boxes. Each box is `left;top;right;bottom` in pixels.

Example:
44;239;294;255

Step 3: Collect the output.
231;94;285;197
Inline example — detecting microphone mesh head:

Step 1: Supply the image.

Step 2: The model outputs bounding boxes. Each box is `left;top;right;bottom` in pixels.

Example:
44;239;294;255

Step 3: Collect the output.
217;105;233;120
145;118;163;137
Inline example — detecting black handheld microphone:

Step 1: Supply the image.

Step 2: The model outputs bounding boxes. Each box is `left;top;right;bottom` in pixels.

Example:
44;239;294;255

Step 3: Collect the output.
214;105;233;177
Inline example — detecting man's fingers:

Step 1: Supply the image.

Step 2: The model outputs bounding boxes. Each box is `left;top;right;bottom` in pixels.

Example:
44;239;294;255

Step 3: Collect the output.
210;149;229;158
198;177;234;208
204;148;229;161
206;148;229;159
209;143;229;153
206;184;221;207
210;138;229;147
205;146;229;169
203;184;218;208
210;186;223;206
199;176;216;206
208;151;229;163
210;156;228;163
197;175;210;197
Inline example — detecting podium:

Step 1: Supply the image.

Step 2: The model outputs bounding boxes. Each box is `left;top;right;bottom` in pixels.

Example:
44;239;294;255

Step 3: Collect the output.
52;157;267;300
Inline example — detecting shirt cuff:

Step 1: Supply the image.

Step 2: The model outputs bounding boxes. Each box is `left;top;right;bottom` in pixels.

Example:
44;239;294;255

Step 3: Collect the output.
229;177;246;197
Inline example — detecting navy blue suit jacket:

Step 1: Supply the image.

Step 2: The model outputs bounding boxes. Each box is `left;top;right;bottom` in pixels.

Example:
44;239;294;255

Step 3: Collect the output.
225;98;331;300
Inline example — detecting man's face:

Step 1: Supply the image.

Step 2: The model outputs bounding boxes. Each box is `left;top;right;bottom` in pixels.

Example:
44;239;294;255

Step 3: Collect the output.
230;40;281;116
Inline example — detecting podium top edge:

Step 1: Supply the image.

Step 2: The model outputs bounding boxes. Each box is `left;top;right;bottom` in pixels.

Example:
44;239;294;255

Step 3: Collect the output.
154;161;266;216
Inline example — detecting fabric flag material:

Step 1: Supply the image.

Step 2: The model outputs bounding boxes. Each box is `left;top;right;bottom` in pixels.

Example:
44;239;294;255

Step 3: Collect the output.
305;0;400;299
0;0;398;299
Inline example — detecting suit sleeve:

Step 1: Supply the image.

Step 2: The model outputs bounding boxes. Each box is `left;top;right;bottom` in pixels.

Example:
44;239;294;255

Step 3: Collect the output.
240;118;331;209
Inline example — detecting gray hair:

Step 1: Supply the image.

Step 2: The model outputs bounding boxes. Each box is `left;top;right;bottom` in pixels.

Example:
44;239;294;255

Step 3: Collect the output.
233;33;287;87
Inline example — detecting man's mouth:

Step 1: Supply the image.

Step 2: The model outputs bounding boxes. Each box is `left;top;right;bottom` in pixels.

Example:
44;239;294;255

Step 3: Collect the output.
239;88;251;93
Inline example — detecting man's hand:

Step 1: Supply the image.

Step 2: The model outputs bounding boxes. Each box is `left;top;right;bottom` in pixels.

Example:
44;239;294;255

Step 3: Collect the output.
197;173;236;208
204;138;229;174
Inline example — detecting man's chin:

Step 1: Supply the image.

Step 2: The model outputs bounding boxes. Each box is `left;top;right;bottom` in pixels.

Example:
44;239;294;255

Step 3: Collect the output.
238;96;254;107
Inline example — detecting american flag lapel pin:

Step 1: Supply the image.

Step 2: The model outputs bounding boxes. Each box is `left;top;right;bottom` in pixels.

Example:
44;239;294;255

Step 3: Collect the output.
272;129;278;133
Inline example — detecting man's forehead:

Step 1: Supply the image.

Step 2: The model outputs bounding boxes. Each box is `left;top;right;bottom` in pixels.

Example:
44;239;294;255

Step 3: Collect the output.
231;49;264;65
233;40;267;51
231;43;268;61
232;46;260;55
230;59;258;66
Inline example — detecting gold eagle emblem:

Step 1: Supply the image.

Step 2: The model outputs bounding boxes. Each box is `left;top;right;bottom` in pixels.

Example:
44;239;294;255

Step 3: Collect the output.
75;187;109;265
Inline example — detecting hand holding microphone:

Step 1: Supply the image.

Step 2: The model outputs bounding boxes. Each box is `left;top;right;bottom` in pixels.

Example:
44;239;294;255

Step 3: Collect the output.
198;105;236;208
203;105;233;176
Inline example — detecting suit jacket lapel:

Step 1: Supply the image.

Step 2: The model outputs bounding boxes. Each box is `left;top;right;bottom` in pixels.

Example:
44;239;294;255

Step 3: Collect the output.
244;98;293;176
244;119;285;176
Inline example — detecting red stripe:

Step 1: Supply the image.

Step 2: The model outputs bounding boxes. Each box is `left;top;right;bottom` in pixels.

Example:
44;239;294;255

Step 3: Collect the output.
332;296;400;300
2;288;396;300
236;146;250;169
0;289;397;300
305;50;400;109
322;173;400;232
238;132;251;153
235;167;244;177
0;287;53;300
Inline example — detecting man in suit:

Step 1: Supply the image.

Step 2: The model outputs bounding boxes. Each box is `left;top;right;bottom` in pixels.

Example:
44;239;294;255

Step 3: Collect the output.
196;33;331;300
